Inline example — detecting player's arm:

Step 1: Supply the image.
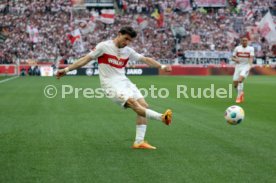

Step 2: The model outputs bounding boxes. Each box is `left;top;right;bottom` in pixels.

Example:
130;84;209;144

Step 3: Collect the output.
57;42;104;79
232;47;240;63
141;57;172;72
249;56;254;66
56;54;93;79
232;56;240;63
249;48;254;66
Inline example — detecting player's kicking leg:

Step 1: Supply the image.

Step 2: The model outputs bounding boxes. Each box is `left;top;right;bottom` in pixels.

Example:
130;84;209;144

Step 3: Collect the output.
125;98;172;150
125;98;172;125
235;76;245;103
233;67;246;104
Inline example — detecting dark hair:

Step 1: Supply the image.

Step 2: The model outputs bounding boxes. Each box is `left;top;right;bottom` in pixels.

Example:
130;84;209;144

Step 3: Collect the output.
119;26;137;38
241;35;248;39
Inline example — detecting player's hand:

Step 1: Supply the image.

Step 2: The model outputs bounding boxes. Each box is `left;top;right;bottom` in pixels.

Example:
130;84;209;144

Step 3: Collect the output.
56;69;66;79
163;65;172;72
233;58;240;64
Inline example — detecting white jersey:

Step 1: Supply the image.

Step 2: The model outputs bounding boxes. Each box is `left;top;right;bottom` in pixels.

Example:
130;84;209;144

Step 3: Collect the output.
233;45;254;66
88;40;143;85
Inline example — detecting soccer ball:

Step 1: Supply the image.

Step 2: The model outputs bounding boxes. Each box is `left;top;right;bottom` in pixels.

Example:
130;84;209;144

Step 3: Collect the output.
224;105;245;125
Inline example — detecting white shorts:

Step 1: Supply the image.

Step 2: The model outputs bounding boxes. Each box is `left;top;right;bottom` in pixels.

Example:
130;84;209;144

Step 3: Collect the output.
233;65;251;81
101;78;143;108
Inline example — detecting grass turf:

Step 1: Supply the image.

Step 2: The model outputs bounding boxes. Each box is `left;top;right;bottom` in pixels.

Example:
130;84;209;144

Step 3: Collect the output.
0;76;12;81
0;76;275;183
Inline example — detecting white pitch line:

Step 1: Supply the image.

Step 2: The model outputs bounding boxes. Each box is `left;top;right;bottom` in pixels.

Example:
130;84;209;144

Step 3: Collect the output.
0;76;19;84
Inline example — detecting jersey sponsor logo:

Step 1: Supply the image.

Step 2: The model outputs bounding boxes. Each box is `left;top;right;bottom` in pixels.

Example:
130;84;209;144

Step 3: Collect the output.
108;58;124;66
237;52;250;58
98;53;129;68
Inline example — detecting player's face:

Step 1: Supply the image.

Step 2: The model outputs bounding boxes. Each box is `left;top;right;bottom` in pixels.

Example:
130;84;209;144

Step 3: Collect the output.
241;38;248;47
118;34;133;48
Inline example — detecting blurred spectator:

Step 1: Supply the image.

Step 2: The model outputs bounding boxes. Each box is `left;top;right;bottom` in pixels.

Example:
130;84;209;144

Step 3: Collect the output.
0;0;275;65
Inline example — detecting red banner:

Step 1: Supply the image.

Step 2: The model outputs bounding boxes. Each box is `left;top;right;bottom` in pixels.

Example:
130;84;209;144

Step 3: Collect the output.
191;35;201;43
0;65;16;75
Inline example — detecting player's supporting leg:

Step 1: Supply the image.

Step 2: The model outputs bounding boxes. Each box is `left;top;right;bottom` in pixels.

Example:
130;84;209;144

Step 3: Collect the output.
134;99;148;144
132;99;157;149
124;97;172;149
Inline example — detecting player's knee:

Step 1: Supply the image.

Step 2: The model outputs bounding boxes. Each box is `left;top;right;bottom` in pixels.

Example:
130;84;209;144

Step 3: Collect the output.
126;98;139;108
233;81;238;88
238;76;245;83
139;101;149;108
126;98;144;115
144;103;149;108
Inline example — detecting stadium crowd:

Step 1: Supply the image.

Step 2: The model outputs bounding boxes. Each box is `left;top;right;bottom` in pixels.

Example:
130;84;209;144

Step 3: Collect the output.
0;0;275;64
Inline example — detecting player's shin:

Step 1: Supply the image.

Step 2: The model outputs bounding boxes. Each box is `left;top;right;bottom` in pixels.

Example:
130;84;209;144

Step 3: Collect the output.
135;124;147;144
145;109;162;121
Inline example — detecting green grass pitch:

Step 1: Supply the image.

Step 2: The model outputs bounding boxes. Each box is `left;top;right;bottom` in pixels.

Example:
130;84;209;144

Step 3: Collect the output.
0;76;275;183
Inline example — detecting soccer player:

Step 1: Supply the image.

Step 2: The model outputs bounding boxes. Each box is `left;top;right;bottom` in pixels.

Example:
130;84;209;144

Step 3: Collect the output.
56;26;172;150
232;37;254;103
